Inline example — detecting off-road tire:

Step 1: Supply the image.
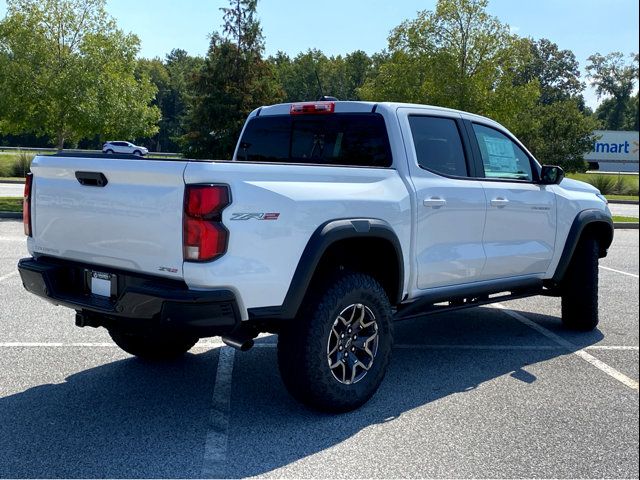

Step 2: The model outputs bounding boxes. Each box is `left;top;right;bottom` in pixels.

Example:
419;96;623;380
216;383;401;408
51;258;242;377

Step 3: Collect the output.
561;236;600;331
277;272;393;413
108;328;198;360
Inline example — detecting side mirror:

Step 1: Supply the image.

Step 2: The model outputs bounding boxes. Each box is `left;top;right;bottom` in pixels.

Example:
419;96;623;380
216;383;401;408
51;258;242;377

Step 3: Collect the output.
539;165;565;185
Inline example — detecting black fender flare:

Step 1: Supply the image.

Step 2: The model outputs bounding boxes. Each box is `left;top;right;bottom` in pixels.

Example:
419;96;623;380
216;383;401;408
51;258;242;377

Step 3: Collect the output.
247;218;404;321
552;209;614;284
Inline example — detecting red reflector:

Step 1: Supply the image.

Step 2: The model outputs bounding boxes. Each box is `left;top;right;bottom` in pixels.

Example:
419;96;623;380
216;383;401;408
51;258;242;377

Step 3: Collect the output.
290;101;335;115
23;173;33;237
183;218;228;261
185;185;230;218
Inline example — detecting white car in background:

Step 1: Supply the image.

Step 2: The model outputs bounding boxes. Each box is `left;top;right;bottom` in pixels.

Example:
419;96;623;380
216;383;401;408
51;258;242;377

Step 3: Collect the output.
102;141;148;156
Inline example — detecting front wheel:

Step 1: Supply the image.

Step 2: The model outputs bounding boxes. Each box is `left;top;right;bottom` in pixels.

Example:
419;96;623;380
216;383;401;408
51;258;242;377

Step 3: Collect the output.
277;272;393;413
108;328;198;360
561;236;600;331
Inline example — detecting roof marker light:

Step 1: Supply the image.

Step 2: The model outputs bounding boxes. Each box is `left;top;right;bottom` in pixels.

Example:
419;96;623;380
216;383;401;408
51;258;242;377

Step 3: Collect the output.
290;101;335;115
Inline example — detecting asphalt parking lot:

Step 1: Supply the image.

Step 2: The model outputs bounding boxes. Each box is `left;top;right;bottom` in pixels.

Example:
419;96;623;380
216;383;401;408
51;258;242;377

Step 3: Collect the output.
0;219;638;478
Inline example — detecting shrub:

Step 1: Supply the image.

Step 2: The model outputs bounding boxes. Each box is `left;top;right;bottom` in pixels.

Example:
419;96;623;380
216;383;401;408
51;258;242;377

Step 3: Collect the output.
612;176;633;196
586;175;616;195
10;151;33;178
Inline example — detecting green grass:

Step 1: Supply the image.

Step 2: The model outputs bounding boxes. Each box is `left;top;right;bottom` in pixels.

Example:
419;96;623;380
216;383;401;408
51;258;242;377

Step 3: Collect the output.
0;197;22;212
0;153;21;173
0;151;34;178
612;215;639;223
606;194;639;202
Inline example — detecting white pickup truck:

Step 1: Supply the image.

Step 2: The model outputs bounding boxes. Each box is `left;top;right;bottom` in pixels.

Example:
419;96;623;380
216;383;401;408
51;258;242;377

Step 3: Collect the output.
18;101;614;412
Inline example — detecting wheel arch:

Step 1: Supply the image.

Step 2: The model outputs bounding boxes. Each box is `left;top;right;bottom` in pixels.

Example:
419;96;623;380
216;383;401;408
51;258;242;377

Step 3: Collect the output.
248;218;405;321
552;209;614;284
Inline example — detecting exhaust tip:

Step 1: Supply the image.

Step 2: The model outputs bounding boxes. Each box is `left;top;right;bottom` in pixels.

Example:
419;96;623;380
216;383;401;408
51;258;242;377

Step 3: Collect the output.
221;336;254;351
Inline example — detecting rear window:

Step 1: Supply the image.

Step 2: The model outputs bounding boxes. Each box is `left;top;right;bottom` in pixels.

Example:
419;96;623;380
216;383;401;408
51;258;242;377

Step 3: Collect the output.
235;113;392;167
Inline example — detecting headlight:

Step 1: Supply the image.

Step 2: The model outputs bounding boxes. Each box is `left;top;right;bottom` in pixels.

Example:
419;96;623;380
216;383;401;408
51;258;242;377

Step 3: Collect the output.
596;193;608;204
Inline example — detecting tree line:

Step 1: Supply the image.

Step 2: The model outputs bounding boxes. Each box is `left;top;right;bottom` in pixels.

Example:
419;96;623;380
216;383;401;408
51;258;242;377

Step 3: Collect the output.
0;0;638;172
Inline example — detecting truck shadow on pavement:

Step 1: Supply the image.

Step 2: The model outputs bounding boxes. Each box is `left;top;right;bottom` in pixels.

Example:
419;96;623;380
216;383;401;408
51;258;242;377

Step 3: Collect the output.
0;306;603;478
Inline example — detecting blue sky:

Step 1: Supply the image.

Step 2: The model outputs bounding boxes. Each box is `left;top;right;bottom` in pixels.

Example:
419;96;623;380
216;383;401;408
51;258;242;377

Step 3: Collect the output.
1;0;638;107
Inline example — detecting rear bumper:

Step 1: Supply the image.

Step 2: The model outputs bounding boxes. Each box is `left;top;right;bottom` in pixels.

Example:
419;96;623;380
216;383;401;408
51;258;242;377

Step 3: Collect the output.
18;257;241;336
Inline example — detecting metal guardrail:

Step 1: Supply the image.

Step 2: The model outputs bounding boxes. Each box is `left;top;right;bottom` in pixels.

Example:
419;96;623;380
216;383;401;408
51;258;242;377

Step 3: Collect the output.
0;146;183;158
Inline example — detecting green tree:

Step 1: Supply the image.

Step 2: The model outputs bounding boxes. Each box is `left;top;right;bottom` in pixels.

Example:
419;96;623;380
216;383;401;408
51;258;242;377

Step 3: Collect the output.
587;52;639;130
513;38;597;172
136;57;169;150
519;100;599;172
181;0;281;158
358;0;539;135
162;50;204;151
517;38;583;105
0;0;159;149
136;51;204;152
270;49;329;102
594;93;639;131
270;49;374;102
624;93;639;130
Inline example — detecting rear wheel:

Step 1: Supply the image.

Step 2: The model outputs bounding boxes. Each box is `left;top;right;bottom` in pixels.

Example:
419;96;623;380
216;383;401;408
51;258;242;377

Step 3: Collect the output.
561;236;600;331
277;272;393;413
108;328;198;360
105;149;114;154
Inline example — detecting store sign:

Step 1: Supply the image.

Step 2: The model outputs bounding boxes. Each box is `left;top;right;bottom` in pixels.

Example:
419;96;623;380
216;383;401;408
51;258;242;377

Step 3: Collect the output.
585;130;639;164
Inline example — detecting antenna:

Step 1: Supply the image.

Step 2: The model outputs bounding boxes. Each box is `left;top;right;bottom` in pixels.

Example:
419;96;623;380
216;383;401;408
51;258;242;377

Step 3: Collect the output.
313;70;338;102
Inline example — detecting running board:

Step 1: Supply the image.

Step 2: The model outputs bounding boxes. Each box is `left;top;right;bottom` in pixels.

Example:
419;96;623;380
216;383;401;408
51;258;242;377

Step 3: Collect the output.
394;284;545;322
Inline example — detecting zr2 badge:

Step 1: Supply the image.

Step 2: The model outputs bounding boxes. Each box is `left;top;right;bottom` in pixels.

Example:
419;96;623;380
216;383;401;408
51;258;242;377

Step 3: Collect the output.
230;212;280;221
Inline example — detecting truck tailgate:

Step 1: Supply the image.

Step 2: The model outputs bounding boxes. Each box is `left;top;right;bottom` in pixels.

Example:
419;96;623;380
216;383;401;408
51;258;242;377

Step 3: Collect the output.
29;155;188;279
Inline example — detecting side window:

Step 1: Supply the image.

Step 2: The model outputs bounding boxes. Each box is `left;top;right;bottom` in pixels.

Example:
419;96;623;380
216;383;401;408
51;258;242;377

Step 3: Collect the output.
408;116;468;177
472;124;533;181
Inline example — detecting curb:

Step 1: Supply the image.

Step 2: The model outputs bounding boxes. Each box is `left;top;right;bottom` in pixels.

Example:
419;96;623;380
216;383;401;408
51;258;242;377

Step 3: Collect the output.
0;180;25;184
0;211;22;219
608;200;639;205
614;222;639;230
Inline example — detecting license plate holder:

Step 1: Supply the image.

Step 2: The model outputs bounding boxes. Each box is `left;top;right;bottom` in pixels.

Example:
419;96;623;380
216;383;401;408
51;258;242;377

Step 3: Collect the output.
89;271;116;298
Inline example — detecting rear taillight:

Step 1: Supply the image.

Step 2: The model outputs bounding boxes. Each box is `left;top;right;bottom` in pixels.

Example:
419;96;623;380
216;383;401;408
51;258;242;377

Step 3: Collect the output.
290;101;335;115
183;185;230;262
23;173;33;236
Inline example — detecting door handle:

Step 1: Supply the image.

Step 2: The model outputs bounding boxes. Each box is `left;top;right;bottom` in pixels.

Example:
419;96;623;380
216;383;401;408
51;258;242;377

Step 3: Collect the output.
423;197;447;208
490;197;509;208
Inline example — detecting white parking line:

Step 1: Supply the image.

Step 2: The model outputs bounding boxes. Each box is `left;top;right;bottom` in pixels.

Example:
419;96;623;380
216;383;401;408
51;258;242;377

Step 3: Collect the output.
0;271;18;282
585;345;639;351
495;303;639;392
201;346;235;478
599;265;639;278
394;344;562;350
